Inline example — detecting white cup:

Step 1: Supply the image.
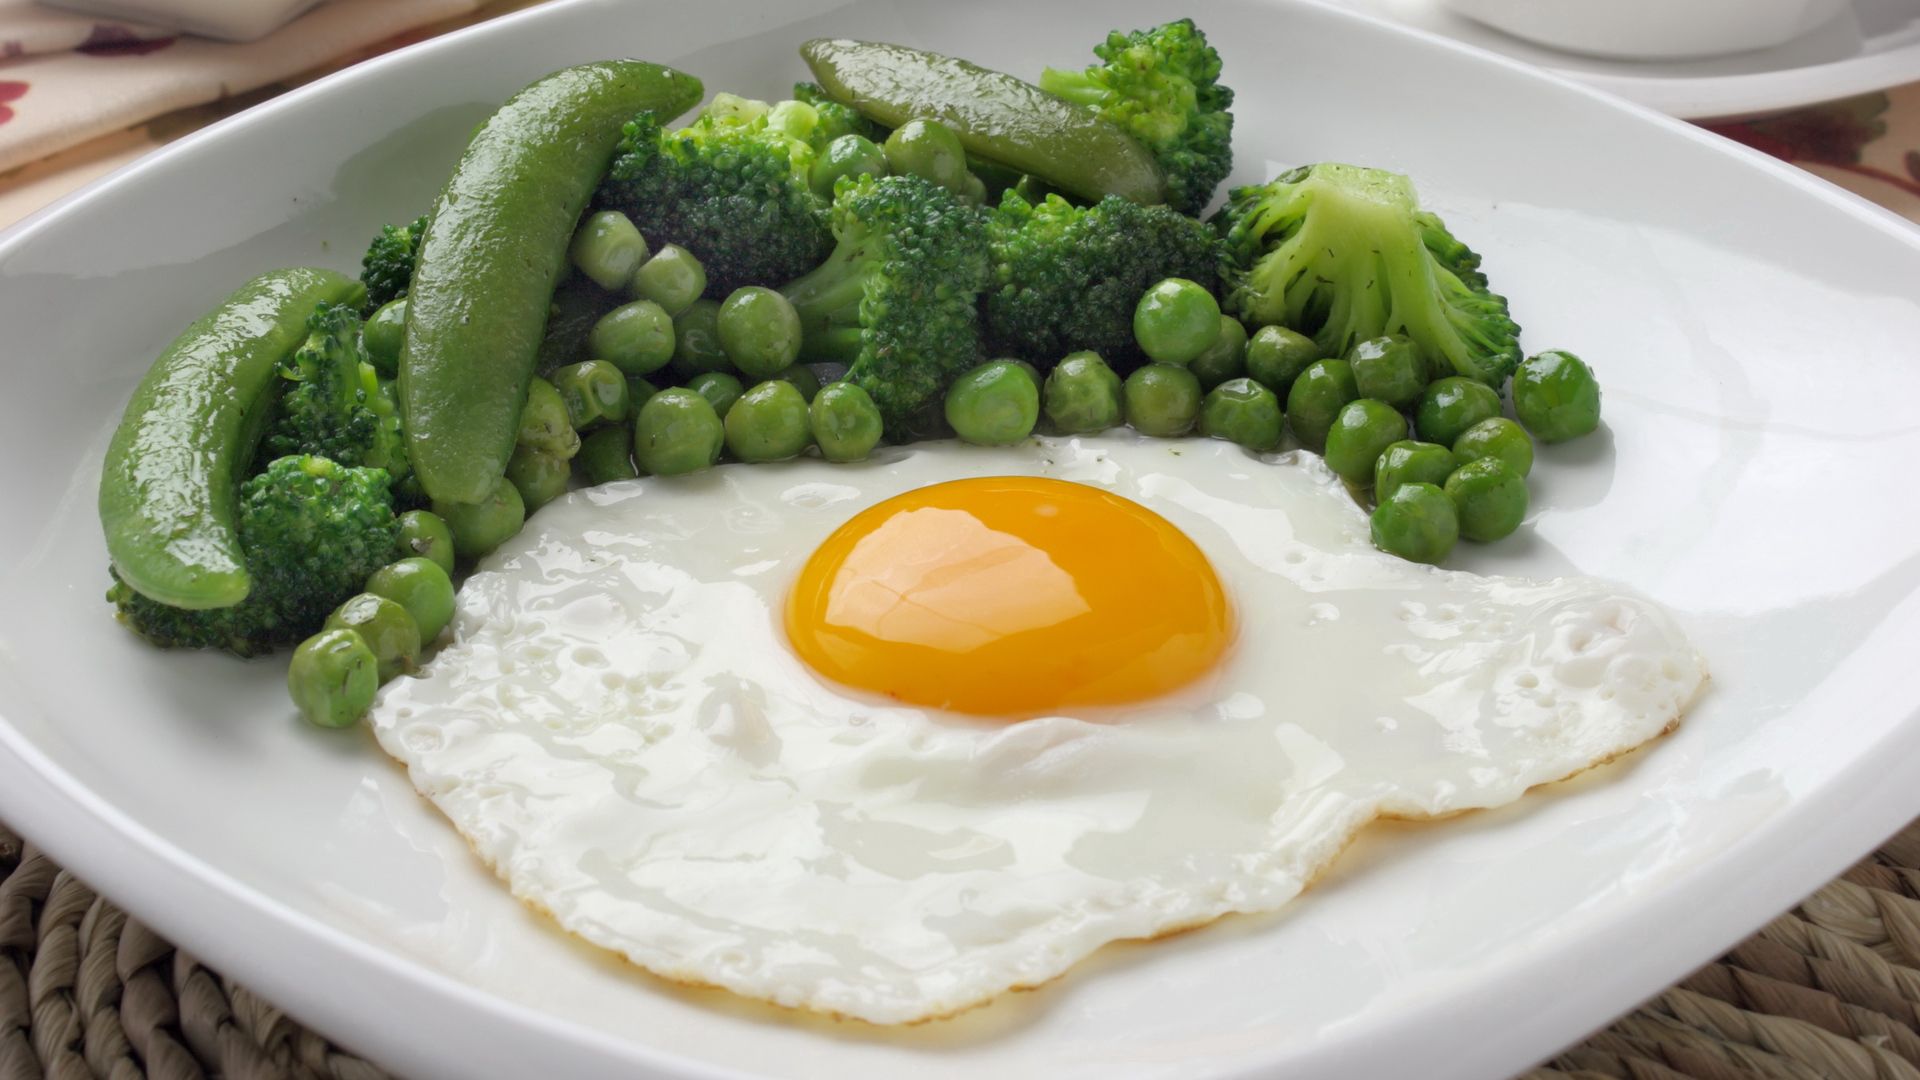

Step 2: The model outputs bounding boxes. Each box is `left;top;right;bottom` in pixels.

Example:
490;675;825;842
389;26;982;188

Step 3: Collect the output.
1437;0;1856;60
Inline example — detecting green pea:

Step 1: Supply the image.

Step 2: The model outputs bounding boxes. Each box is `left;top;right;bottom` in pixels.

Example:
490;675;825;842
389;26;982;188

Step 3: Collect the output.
505;443;571;512
1374;440;1457;505
1453;417;1534;477
687;371;745;418
1348;334;1425;409
1245;325;1319;394
362;298;406;377
433;478;525;560
324;593;421;684
551;360;631;430
946;360;1040;446
1513;349;1601;443
1043;350;1123;435
569;209;649;291
365;557;455;644
588;299;675;377
287;629;378;729
1124;362;1204;438
634;388;725;476
959;171;988;207
1006;358;1043;392
629;244;706;317
1188;315;1249;390
394;510;455;576
717;286;803;379
627;376;659;413
1133;278;1221;366
1415;377;1502;448
810;381;884;462
1370;482;1459;565
725;380;812;462
671;299;731;377
1324;399;1409;486
883;118;970;197
1198;377;1283;452
577;425;639;484
517;377;580;459
1285;358;1359;451
774;363;821;403
766;99;818;141
1445;458;1529;542
811;133;889;200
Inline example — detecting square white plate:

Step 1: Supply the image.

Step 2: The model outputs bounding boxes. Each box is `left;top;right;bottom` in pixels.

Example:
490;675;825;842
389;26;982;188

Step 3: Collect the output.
3;1;1919;1077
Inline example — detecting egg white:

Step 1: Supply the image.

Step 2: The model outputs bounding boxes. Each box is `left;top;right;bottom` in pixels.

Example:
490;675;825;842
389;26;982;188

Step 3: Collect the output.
368;435;1704;1024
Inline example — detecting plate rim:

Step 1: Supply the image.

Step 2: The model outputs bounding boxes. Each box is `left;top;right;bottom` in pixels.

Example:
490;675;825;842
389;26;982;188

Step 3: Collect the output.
2;1;1920;1077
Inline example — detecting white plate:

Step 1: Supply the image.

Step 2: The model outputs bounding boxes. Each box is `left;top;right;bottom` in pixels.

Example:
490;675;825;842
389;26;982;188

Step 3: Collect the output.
1323;0;1920;118
2;1;1919;1078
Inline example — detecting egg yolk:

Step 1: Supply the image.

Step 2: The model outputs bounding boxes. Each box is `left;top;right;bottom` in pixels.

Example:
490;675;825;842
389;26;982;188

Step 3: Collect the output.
784;477;1233;716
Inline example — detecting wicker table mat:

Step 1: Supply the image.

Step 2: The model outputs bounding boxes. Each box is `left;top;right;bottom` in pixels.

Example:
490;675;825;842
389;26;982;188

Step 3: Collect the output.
4;818;1918;1079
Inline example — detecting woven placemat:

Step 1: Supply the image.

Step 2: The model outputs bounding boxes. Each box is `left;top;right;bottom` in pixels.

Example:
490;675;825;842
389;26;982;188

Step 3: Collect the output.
4;818;1918;1079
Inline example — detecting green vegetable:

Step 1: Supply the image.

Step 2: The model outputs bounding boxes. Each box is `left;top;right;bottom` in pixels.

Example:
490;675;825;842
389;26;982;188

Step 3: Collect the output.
1189;316;1248;390
261;301;408;485
793;80;888;147
634;388;725;476
671;298;731;377
505;443;571;512
1370;482;1458;565
1215;163;1522;386
551;360;631;430
536;276;619;373
725;380;813;462
362;298;407;377
1284;358;1358;452
1513;349;1601;443
883;119;973;199
629;243;706;316
687;371;745;418
1445;458;1528;542
365;556;455;644
1124;362;1203;437
1245;324;1319;393
589;300;676;376
627;376;659;412
809;381;885;462
1038;18;1234;215
1324;398;1408;486
569;209;649;291
717;287;804;378
1043;351;1125;434
516;377;580;459
1415;376;1502;448
982;190;1218;366
325;593;421;683
945;360;1040;446
106;455;398;656
401;60;702;506
1373;440;1456;505
577;426;639;484
1198;377;1282;451
358;215;428;315
780;174;988;438
1453;417;1534;477
433;477;526;559
800;38;1165;206
811;133;889;200
287;629;379;729
100;267;363;611
775;365;823;402
1133;277;1221;365
1348;334;1425;408
395;509;455;576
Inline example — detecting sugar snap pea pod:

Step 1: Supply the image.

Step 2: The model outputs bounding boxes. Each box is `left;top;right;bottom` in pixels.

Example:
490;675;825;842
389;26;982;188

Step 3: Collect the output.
99;267;362;610
401;60;703;505
800;39;1166;206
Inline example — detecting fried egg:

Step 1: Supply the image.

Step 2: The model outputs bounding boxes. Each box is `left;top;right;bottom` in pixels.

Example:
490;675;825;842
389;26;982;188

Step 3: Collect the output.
368;435;1704;1024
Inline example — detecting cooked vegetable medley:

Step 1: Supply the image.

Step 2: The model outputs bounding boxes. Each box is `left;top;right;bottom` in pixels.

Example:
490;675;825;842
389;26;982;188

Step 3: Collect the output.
95;20;1605;730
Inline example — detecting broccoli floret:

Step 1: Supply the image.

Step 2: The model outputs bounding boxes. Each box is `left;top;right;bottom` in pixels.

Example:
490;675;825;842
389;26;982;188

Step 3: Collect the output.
984;190;1220;369
793;80;888;148
262;302;409;485
108;455;399;656
1039;19;1234;216
780;174;988;437
359;214;427;313
1214;163;1522;386
596;102;831;297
